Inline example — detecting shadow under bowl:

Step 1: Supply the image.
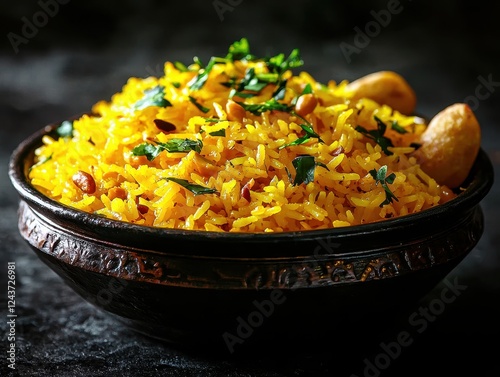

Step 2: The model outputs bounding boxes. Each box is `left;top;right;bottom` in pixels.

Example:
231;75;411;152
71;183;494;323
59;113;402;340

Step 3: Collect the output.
8;122;494;354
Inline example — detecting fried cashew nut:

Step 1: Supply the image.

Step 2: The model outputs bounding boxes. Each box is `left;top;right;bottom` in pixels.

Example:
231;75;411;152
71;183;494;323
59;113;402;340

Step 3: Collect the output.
345;71;417;115
413;103;481;188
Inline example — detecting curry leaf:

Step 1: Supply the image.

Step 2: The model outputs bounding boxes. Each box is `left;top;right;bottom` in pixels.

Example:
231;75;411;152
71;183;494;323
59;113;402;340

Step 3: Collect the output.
391;120;408;134
291;155;329;186
134;86;172;110
236;99;292;115
188;96;210;113
208;129;226;136
279;123;324;149
165;177;217;195
355;116;394;155
132;139;203;161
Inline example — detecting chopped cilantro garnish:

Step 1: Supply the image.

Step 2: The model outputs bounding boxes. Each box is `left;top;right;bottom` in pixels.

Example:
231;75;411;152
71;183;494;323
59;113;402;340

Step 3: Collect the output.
188;56;227;90
291;155;329;186
225;38;255;61
29;154;52;171
173;61;189;72
301;83;313;95
203;118;221;123
264;48;303;77
188;96;210;113
165;177;217;196
56;120;74;138
355;116;394;155
279;123;324;149
369;165;399;207
189;38;301;101
208;129;226;137
227;68;270;98
271;79;287;100
236;99;292;115
134;86;172;110
391;120;408;134
132;139;203;161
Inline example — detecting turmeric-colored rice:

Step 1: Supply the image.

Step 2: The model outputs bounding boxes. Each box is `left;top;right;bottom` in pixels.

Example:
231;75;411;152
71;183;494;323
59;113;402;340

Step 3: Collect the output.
29;39;455;232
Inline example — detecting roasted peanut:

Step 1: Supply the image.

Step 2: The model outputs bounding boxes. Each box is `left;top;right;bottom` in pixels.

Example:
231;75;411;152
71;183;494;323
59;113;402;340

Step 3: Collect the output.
413;103;481;188
137;204;149;214
127;154;150;168
226;100;246;122
345;71;417;115
72;170;96;194
294;93;318;117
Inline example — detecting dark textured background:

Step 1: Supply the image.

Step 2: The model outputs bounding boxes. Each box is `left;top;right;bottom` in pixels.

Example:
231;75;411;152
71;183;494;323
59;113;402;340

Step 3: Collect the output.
1;1;499;376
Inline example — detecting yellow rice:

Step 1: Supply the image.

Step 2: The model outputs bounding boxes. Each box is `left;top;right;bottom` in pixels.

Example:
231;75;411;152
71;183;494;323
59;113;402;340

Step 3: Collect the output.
29;39;455;232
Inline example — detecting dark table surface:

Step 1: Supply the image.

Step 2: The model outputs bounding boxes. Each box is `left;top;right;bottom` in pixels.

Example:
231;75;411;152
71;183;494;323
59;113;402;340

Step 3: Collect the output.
1;1;499;376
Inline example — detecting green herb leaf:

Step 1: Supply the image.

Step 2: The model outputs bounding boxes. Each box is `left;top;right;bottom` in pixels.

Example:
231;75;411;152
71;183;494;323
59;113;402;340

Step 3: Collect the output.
132;143;162;161
30;154;52;171
227;68;276;99
300;123;324;143
272;79;287;100
188;96;210;113
225;37;255;61
302;83;313;95
236;99;292;115
292;155;316;185
391;120;408;134
56;120;74;138
165;177;217;196
222;43;301;100
189;39;301;98
188;56;227;91
241;68;268;92
173;61;189;72
291;155;328;186
355;116;394;155
203;118;221;123
279;123;324;149
369;165;399;206
265;48;303;76
132;139;203;161
134;86;172;110
208;129;226;137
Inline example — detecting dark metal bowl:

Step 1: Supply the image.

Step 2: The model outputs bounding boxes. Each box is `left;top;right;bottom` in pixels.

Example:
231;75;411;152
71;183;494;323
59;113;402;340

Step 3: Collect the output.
9;121;494;353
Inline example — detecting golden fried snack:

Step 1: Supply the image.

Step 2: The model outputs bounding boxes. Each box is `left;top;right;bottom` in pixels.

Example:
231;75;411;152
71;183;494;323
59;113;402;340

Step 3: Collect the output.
414;103;481;188
345;71;417;115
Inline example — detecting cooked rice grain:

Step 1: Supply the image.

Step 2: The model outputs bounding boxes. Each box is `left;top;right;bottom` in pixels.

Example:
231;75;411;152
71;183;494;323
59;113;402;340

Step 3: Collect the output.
29;42;455;232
